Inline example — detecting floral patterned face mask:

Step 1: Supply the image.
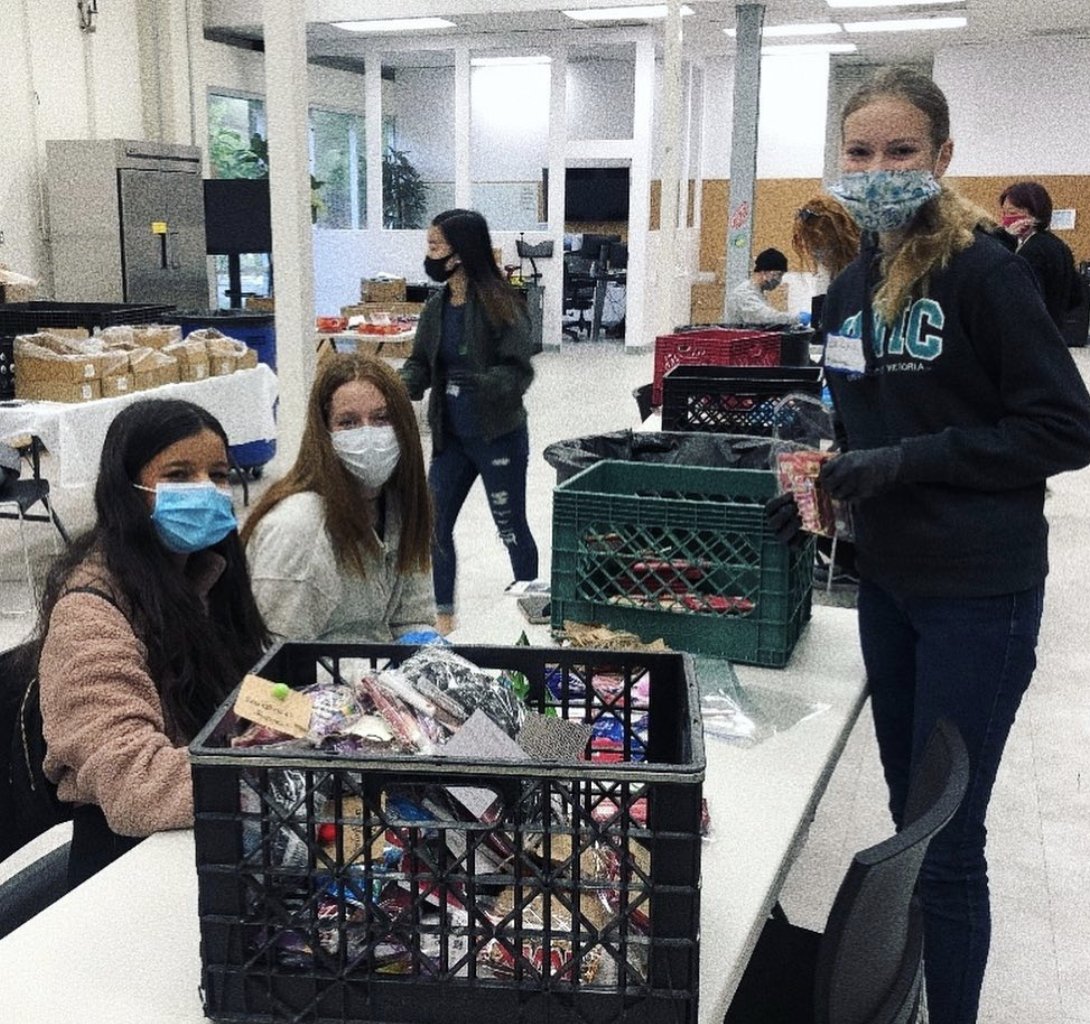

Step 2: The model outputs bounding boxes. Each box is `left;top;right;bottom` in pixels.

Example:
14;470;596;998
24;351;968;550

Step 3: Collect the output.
827;170;942;233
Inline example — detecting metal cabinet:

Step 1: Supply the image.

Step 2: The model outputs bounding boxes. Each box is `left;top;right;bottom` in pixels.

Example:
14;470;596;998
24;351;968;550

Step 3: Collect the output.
47;140;209;308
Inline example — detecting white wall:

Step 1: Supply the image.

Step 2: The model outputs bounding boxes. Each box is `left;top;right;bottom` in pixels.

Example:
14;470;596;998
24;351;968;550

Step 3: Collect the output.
936;39;1090;175
0;0;146;292
470;64;550;180
567;58;636;142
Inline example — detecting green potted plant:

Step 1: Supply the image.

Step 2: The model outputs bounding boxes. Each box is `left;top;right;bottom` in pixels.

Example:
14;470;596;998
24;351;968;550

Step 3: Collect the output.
382;146;427;229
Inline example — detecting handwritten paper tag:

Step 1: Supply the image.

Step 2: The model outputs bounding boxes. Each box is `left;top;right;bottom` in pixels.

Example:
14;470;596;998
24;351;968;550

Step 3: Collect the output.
233;674;312;738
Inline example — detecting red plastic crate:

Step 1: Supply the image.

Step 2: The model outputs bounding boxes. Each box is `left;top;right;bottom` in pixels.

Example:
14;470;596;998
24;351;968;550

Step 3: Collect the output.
652;328;782;405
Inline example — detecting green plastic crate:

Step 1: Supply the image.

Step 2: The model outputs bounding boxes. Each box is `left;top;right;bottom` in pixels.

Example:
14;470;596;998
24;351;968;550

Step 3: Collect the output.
550;461;814;666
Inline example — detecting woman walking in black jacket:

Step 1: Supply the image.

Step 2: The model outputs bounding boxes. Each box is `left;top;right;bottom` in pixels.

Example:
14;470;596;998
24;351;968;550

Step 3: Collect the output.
400;208;538;634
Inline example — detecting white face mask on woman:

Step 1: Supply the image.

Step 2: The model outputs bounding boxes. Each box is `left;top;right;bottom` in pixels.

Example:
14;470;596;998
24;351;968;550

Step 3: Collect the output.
330;424;401;491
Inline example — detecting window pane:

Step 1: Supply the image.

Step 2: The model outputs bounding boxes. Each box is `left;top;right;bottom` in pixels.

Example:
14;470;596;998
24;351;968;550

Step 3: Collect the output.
208;94;267;179
382;53;455;229
311;108;366;229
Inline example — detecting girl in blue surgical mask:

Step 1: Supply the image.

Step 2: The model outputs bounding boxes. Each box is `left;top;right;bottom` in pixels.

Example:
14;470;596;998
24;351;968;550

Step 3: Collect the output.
769;68;1090;1024
242;353;436;644
35;398;269;888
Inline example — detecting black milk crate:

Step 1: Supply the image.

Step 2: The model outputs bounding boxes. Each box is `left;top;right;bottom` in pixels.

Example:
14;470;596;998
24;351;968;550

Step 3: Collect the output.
550;462;814;666
660;365;822;436
190;642;705;1024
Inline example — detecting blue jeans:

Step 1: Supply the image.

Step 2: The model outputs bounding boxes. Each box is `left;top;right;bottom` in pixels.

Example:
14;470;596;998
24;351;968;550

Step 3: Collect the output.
429;425;539;613
857;579;1044;1024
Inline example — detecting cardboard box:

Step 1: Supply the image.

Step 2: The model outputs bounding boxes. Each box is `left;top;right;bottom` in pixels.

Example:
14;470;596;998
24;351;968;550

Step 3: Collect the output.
17;378;102;403
341;301;425;318
360;277;407;303
179;360;209;382
0;282;36;304
244;296;275;312
164;338;212;382
133;364;180;390
101;373;136;398
131;324;182;349
210;355;237;376
14;335;106;383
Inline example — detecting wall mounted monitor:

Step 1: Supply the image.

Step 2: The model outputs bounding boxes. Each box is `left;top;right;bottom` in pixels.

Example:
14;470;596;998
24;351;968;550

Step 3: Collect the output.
203;178;272;255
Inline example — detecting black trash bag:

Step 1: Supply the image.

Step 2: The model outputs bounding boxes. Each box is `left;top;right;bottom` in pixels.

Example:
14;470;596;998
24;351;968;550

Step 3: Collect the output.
543;429;782;484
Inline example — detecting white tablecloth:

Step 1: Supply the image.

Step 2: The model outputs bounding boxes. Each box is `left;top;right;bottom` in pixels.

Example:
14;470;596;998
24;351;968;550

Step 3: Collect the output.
0;365;278;488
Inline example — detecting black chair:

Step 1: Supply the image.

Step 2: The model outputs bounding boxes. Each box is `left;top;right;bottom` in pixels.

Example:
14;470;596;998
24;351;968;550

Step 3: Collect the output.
0;826;72;939
0;438;69;610
562;254;596;340
726;717;970;1024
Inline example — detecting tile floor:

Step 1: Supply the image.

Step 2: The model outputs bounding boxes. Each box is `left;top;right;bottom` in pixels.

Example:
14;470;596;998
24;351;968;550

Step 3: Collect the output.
2;340;1088;1022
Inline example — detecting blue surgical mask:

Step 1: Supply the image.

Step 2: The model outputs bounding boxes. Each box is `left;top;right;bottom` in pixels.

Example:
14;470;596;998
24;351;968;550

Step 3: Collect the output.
827;170;941;233
135;482;236;554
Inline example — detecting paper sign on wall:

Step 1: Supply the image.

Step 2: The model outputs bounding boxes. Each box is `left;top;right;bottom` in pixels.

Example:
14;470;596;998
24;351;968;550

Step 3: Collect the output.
1050;209;1076;231
233;674;312;737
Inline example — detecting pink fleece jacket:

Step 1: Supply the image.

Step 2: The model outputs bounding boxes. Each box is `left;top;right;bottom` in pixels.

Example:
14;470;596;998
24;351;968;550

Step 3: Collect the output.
38;554;224;837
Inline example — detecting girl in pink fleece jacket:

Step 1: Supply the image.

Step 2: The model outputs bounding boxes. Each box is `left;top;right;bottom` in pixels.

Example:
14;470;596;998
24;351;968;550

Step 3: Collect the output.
36;398;268;888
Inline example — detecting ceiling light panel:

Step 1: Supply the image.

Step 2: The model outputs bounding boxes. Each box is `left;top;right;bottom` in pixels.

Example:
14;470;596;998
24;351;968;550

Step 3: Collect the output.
843;16;967;32
761;42;858;54
332;18;456;33
827;0;961;7
562;5;694;22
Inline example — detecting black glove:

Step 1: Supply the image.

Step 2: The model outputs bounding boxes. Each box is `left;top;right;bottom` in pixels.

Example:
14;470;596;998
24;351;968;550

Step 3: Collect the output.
818;446;903;501
765;491;805;548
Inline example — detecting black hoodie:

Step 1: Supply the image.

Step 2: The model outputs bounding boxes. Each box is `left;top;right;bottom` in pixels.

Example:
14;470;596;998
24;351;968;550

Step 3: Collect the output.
823;230;1090;598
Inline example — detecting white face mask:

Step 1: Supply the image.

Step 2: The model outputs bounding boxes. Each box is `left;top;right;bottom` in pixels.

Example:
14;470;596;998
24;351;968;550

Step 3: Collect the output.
330;425;401;492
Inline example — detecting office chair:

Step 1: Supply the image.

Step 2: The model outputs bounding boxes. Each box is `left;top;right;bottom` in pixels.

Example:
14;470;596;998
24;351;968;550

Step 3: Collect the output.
0;438;69;614
726;717;970;1024
562;254;596;340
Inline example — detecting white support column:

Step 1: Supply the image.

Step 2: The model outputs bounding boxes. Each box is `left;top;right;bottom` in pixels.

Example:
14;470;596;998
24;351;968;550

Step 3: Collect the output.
626;36;655;349
723;2;764;317
454;44;471;210
262;0;315;466
654;0;685;338
545;45;567;350
365;44;383;230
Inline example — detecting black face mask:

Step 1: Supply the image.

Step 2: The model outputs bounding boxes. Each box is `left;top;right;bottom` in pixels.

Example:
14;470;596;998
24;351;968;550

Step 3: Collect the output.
423;255;458;283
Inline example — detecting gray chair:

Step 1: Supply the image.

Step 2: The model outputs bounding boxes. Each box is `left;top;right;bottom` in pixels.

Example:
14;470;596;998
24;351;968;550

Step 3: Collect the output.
725;717;970;1024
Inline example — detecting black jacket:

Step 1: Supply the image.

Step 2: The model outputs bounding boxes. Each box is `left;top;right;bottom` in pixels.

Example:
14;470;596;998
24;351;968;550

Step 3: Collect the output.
400;288;534;451
823;230;1090;598
1016;229;1079;329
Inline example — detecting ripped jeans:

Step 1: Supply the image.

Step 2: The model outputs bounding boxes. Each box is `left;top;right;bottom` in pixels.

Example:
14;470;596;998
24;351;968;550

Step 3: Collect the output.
429;424;539;614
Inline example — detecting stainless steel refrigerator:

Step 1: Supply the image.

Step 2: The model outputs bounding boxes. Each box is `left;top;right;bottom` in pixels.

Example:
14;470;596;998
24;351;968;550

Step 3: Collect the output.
47;139;209;307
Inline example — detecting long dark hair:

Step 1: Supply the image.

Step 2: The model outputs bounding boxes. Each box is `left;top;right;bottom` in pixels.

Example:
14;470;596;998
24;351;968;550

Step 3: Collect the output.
36;399;269;739
433;208;522;328
241;353;432;576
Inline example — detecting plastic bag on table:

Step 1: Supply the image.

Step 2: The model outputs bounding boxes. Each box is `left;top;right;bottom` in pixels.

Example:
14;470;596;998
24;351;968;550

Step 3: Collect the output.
394;646;526;738
695;656;830;748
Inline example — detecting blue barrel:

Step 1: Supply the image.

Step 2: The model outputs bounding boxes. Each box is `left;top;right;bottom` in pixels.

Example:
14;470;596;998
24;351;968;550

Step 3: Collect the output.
163;310;277;473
